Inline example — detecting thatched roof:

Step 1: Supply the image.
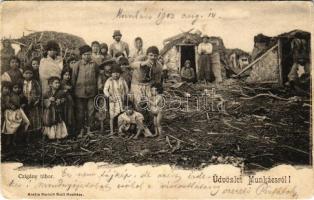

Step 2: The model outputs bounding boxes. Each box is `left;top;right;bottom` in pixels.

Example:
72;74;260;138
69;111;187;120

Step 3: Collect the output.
11;31;86;50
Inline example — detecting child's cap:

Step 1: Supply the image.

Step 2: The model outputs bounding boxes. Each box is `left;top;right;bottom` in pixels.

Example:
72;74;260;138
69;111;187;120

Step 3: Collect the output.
111;63;122;74
79;45;92;55
99;59;115;69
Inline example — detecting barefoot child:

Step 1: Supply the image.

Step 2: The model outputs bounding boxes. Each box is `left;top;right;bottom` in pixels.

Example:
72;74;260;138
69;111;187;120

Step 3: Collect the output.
103;64;129;134
42;76;68;140
22;66;42;139
2;81;30;147
118;102;153;139
149;83;164;137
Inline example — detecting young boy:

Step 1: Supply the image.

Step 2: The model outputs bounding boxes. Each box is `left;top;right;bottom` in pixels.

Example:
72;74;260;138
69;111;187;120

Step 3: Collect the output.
149;83;163;137
118;102;153;139
103;64;129;134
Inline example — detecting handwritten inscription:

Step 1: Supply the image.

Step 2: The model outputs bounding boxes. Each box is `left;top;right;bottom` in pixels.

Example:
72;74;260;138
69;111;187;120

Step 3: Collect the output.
114;8;217;25
3;166;298;198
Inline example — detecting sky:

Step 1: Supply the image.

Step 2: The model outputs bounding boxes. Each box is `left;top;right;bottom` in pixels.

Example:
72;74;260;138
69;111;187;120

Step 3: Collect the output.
1;1;313;52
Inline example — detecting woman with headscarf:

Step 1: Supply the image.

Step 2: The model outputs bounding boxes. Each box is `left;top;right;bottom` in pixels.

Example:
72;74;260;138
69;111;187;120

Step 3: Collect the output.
39;40;63;95
129;37;146;63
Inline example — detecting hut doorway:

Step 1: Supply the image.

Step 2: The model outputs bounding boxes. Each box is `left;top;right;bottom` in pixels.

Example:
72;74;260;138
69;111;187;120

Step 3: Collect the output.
180;45;197;81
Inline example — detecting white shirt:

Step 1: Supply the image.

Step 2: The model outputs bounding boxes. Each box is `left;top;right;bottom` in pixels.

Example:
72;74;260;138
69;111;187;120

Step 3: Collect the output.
197;42;213;54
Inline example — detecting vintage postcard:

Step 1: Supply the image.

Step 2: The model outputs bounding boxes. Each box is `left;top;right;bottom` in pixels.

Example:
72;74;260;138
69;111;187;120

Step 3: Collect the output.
0;1;313;199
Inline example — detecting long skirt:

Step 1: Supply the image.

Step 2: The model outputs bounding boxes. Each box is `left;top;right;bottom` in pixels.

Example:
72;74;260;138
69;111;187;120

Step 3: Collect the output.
211;52;222;83
198;54;214;82
25;106;42;131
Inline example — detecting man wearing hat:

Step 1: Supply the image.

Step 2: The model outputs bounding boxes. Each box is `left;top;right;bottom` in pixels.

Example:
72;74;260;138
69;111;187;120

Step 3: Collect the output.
130;46;163;109
72;45;98;137
197;35;214;84
109;30;130;58
39;40;63;94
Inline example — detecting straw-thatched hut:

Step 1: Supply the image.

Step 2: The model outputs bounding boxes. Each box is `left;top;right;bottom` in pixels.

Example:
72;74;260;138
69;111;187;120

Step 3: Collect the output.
6;31;86;67
160;31;230;80
236;29;311;86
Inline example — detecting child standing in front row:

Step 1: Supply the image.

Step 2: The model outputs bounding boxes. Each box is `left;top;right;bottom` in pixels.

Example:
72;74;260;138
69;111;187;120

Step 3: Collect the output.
149;83;164;137
103;64;129;134
61;67;75;135
42;76;68;140
22;66;42;141
2;81;30;147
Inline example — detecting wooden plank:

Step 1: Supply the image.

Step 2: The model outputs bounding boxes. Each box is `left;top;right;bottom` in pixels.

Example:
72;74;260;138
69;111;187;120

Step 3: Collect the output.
277;39;283;85
195;46;199;80
235;44;279;77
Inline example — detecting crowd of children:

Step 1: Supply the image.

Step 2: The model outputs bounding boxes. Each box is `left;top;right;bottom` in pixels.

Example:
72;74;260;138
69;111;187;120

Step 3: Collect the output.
1;30;167;151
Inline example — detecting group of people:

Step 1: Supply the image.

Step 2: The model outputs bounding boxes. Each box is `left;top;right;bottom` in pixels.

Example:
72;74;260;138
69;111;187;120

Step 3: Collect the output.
1;30;166;149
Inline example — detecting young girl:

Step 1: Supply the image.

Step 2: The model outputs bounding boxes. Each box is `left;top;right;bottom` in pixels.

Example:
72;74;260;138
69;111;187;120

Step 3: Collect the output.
1;81;12;133
30;57;41;81
42;76;68;140
2;81;30;147
149;83;164;137
22;66;42;135
103;64;129;134
61;67;75;134
1;56;23;84
100;43;112;62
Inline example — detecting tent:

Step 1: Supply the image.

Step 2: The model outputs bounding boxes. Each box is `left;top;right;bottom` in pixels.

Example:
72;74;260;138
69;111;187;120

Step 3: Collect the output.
160;30;230;80
235;29;311;85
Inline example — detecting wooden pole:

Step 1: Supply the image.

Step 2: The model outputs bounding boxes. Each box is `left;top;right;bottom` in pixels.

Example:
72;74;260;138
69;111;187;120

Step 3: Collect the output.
234;44;278;77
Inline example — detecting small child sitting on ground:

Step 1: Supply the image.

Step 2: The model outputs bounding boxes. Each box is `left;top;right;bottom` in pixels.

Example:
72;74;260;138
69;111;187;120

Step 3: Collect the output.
118;102;154;139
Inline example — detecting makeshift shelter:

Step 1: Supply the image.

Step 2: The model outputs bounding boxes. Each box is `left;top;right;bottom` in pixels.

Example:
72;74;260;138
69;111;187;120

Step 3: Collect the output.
235;30;311;85
160;30;229;80
7;31;86;67
225;48;251;75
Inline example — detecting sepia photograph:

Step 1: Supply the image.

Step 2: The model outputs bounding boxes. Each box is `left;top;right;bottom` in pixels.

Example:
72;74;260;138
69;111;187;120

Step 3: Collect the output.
0;1;313;199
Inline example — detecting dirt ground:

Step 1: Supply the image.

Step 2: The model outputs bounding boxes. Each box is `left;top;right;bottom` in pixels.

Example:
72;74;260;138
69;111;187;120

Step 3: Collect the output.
1;79;311;171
